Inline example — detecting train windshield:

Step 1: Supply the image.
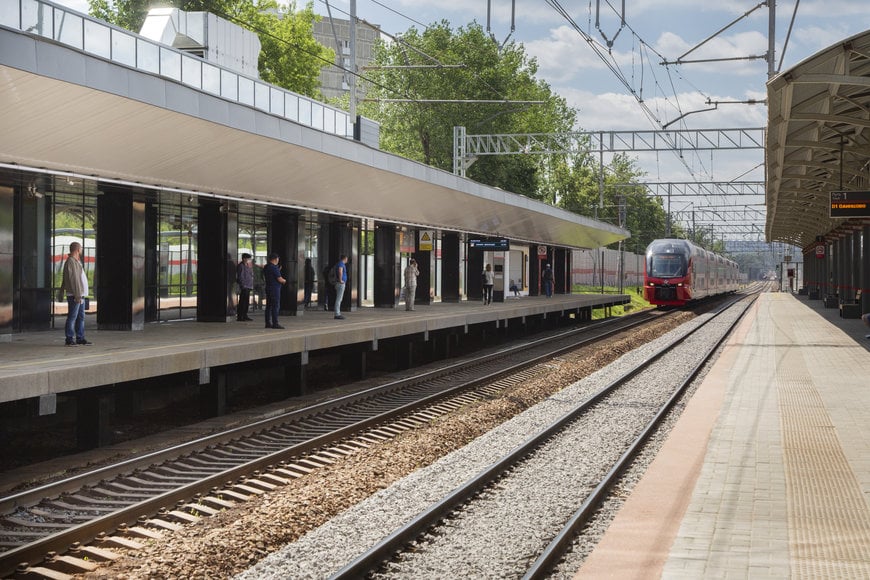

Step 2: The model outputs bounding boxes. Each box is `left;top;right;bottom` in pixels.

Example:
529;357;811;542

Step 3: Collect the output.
649;254;685;278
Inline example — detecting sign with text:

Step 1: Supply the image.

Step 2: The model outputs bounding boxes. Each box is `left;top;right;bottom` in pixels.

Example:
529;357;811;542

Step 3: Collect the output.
830;190;870;218
468;237;509;250
418;230;434;251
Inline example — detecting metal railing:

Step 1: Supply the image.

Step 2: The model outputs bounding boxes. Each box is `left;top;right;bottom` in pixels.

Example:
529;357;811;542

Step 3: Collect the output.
1;0;353;138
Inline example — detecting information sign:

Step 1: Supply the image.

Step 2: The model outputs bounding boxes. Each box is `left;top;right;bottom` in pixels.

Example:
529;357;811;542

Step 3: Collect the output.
830;191;870;218
469;237;509;250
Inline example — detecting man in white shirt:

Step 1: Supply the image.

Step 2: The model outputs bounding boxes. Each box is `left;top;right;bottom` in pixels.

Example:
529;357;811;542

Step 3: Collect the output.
61;241;92;346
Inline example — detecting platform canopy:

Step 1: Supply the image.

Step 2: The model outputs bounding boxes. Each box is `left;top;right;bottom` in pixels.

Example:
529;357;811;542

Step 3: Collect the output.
0;25;627;250
766;29;870;249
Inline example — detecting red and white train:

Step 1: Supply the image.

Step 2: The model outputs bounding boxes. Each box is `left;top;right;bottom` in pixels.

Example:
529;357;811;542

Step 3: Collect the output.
643;238;739;307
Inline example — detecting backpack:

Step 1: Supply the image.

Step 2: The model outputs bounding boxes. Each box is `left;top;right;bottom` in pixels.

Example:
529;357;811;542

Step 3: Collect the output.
326;264;338;285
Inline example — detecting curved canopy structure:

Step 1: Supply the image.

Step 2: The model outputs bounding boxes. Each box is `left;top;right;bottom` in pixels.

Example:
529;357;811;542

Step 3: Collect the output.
766;29;870;249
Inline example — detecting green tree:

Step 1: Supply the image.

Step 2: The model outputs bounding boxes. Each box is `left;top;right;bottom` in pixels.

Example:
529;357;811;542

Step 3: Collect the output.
87;0;333;98
542;151;671;249
358;21;575;199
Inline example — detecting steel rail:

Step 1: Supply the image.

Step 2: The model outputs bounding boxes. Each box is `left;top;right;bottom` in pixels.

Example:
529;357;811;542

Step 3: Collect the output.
0;309;667;577
523;293;757;578
329;294;753;579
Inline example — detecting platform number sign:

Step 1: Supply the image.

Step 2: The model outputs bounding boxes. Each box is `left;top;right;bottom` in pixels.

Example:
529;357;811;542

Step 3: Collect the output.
830;191;870;218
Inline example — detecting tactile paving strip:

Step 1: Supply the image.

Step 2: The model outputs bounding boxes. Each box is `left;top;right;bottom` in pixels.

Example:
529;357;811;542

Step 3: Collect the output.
777;328;870;578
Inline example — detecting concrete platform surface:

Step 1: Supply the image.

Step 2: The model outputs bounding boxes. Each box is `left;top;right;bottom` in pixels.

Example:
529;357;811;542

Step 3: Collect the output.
576;292;870;579
0;294;628;405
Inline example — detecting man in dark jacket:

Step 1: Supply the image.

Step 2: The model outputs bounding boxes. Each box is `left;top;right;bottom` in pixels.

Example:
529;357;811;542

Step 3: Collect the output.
236;253;254;321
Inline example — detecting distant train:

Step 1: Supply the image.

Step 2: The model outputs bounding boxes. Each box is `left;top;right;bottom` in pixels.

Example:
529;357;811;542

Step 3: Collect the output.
643;238;739;307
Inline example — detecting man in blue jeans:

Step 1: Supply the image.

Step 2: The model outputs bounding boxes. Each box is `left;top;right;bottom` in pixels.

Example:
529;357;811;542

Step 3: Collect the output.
263;253;287;329
334;255;348;319
61;241;92;346
542;264;554;298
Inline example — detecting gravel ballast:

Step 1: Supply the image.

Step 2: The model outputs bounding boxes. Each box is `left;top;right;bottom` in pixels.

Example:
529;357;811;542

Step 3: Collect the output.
84;311;705;579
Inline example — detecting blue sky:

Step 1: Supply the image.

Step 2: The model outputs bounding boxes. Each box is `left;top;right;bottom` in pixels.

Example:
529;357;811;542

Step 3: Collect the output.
49;0;870;235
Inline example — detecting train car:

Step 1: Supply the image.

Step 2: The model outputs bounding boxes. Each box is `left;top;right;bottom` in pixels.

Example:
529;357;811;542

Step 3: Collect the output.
643;238;739;306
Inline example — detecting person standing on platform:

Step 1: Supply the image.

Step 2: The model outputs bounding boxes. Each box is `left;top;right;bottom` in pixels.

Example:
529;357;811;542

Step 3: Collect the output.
61;241;92;346
263;252;286;329
303;257;315;309
236;253;254;321
403;258;420;311
482;263;494;305
334;255;348;319
542;264;554;298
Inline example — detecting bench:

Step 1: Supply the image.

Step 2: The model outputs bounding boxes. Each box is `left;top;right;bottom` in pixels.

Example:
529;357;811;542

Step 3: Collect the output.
824;294;839;308
840;289;862;318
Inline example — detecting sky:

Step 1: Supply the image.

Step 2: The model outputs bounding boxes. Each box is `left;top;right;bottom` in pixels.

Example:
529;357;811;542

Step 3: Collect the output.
49;0;870;241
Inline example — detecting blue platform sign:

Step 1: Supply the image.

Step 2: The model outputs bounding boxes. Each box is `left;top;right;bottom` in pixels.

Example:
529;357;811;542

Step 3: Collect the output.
469;237;510;250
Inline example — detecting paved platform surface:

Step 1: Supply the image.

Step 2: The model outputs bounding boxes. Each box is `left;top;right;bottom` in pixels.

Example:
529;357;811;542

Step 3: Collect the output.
0;294;627;405
576;291;870;579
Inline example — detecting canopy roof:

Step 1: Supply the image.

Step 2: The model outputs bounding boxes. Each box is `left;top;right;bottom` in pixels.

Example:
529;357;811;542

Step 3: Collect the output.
766;29;870;250
0;26;627;249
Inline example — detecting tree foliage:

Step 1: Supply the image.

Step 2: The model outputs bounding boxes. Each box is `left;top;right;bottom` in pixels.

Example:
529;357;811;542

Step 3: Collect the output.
541;151;672;249
358;21;575;199
87;0;332;98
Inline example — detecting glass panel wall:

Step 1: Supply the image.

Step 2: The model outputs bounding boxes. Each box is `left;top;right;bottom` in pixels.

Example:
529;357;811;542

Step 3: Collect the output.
237;203;269;312
156;192;198;321
51;179;98;329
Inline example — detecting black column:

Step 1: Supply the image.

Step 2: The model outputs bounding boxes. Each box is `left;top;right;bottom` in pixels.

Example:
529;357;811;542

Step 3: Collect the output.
197;201;237;322
530;249;542;296
862;225;870;314
441;232;461;303
554;247;567;294
11;183;52;334
144;202;158;322
0;186;13;338
467;247;484;301
270;211;299;314
97;189;146;330
374;222;399;307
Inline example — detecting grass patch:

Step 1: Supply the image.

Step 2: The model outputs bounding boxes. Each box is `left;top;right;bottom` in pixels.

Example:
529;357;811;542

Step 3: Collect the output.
573;284;651;319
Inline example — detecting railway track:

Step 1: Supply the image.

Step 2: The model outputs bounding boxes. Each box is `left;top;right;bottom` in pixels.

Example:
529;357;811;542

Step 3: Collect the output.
310;292;759;579
0;308;671;578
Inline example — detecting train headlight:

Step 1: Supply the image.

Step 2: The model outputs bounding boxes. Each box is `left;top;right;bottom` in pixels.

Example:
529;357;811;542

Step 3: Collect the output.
677;283;683;287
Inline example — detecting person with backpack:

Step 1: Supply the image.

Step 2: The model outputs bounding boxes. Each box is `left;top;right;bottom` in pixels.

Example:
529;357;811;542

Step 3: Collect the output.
333;255;348;319
542;263;554;298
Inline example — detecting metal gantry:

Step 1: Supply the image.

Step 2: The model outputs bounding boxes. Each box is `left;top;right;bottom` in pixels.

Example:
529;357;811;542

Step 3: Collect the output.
452;126;765;176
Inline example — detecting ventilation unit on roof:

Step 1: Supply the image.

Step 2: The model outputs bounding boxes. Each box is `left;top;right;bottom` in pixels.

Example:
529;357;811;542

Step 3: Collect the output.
139;8;261;79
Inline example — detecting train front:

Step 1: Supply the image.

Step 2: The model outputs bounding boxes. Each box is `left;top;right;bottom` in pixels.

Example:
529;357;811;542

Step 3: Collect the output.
644;239;693;306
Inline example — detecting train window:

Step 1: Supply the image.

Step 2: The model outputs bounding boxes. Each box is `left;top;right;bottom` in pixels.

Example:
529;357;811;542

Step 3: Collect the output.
649;254;684;278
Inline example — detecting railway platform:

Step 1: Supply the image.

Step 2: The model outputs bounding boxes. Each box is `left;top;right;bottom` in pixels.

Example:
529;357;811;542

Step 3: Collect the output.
576;291;870;578
0;293;628;407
